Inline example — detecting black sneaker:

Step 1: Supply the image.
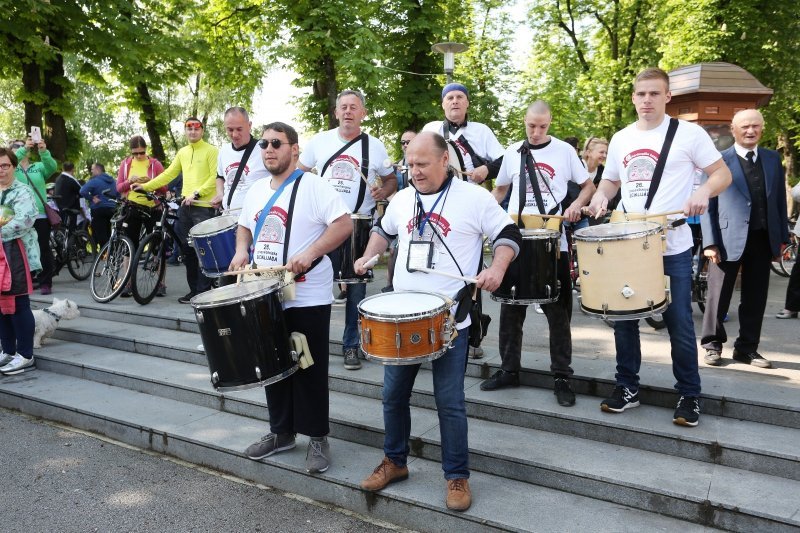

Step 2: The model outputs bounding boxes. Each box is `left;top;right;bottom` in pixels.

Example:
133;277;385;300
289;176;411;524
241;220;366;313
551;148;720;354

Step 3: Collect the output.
732;349;772;369
178;292;196;304
600;385;640;413
479;370;519;391
673;396;700;427
554;377;576;407
343;348;361;370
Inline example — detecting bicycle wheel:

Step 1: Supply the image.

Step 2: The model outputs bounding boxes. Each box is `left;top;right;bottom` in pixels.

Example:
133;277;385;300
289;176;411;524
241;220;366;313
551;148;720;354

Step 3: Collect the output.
66;230;97;281
694;261;708;313
131;232;166;305
90;236;135;303
771;245;789;276
779;243;797;278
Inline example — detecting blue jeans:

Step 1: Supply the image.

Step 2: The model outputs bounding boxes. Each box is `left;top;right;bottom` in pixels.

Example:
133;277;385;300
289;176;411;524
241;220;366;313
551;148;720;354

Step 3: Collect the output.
613;248;700;396
344;282;366;350
0;295;35;358
383;329;469;480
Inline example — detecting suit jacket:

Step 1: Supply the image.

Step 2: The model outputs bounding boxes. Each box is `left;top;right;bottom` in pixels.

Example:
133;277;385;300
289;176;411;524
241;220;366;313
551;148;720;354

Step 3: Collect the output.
701;145;789;262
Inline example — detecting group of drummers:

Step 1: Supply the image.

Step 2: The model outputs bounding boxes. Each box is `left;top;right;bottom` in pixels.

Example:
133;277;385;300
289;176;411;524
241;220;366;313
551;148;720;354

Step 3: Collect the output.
174;66;737;513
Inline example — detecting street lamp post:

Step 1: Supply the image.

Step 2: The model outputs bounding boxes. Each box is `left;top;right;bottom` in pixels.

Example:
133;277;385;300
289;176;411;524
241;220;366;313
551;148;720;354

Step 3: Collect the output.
432;42;468;84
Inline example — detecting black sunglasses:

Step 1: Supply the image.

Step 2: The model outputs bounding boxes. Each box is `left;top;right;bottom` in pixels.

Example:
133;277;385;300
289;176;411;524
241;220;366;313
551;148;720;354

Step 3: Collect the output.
131;150;146;156
400;140;411;146
258;138;293;149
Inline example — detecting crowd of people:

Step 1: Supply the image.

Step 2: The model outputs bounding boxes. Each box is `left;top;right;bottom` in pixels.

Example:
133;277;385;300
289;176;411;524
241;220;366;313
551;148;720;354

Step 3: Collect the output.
0;66;796;513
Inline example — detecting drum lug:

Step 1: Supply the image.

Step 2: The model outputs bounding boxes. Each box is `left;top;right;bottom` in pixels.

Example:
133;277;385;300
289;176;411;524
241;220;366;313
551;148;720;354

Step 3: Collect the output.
546;240;552;253
621;285;635;299
643;239;650;250
362;327;371;345
545;285;551;298
240;303;246;317
211;372;219;385
196;310;204;324
511;285;516;299
429;328;435;344
602;303;609;319
596;243;603;255
396;332;402;349
255;366;262;380
290;350;298;362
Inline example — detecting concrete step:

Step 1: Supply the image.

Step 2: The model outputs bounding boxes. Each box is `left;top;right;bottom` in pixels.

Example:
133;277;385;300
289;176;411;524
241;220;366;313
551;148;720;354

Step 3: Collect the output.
0;371;709;533
27;343;800;531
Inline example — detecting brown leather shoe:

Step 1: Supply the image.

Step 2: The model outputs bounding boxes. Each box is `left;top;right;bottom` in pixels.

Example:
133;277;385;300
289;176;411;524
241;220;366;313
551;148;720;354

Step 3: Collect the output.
360;457;409;491
446;478;472;511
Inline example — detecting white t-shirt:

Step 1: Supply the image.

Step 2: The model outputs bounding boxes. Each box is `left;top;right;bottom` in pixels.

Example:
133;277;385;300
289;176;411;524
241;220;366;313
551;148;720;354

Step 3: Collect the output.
380;178;513;328
217;139;270;212
422;120;505;174
298;128;393;215
496;137;588;251
238;172;349;309
604;116;721;255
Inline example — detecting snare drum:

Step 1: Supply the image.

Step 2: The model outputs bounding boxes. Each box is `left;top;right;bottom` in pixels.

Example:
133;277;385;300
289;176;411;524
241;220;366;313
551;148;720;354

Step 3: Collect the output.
333;214;373;283
358;291;454;365
191;280;297;391
190;215;238;277
492;228;560;305
574;221;670;320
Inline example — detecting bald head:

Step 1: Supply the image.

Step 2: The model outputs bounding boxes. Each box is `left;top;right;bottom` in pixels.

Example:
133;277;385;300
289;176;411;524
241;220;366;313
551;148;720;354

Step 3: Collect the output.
524;101;552;145
526;100;552;118
406;132;449;193
731;108;764;150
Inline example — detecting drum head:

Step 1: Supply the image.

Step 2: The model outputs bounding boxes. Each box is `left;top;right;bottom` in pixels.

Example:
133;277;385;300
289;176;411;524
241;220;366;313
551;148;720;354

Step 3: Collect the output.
191;279;281;307
359;291;449;317
190;215;238;237
521;228;560;239
574;221;662;241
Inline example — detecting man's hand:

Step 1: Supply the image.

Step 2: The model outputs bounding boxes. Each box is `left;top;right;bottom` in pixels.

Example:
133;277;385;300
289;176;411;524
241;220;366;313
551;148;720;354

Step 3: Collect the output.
92;196;100;205
182;196;196;206
475;263;504;292
285;249;316;275
228;250;250;271
683;188;710;217
210;193;223;208
563;203;583;222
470;165;489;184
369;185;388;202
584;194;609;219
704;246;720;264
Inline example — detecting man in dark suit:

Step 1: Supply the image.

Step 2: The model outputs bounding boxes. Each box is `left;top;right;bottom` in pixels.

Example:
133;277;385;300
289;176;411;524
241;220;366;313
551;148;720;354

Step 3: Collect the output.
54;161;82;231
700;109;790;368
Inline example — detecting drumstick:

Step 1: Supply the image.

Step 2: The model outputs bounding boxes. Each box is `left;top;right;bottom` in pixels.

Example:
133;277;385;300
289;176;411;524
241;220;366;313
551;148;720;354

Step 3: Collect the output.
537;214;568;220
221;265;286;276
363;254;380;269
417;267;478;284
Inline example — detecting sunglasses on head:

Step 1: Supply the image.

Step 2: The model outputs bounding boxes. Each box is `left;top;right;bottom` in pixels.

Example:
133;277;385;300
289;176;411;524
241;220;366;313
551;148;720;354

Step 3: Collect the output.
258;138;292;149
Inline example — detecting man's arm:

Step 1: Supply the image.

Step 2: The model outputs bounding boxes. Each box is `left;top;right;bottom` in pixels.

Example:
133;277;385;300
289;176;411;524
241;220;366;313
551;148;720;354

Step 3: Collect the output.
585;179;621;219
229;225;253;270
564;179;596;222
492;184;509;205
141;156;182;192
354;232;391;275
371;172;397;201
285;213;352;274
684;159;732;216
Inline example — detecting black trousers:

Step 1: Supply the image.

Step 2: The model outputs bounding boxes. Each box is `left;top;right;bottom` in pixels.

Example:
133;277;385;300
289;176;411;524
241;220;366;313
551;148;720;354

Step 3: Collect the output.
91;207;116;249
498;252;573;376
265;305;331;437
785;258;800;312
701;229;772;353
33;219;53;286
175;205;215;294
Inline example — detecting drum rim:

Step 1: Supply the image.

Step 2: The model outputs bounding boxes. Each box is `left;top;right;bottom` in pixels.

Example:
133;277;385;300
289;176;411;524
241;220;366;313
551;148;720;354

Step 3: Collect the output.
189;214;238;238
578;297;669;319
362;346;448;365
520;228;561;238
573;221;663;242
358;290;451;321
351;213;372;220
213;363;299;392
190;279;282;308
490;294;559;305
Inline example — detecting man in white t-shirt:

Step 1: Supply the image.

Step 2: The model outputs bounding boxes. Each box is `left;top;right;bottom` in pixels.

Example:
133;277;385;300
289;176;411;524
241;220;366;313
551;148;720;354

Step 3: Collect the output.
232;122;351;475
211;107;270;213
353;131;521;512
586;67;732;427
298;90;397;371
481;101;595;406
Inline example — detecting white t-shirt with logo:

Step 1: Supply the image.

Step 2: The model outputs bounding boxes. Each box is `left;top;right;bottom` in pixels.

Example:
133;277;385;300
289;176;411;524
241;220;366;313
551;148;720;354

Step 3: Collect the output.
604;116;721;255
238;173;349;309
496;137;588;251
422;120;505;174
379;178;513;327
217;139;270;212
298;128;393;215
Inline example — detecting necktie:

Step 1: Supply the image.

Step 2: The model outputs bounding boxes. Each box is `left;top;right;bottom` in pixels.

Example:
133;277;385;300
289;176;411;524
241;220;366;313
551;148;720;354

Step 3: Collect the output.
746;151;755;165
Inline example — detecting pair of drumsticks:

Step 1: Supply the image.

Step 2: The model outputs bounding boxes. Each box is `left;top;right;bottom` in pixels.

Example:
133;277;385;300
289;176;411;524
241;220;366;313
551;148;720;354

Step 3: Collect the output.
225;254;382;285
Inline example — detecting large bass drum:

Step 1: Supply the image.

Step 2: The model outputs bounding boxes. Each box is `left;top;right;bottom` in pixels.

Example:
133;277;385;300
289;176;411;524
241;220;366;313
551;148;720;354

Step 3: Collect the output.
191;279;297;391
491;228;560;305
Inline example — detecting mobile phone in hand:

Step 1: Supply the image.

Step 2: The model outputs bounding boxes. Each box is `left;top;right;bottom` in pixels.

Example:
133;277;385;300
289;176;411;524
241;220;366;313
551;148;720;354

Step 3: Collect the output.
30;126;42;144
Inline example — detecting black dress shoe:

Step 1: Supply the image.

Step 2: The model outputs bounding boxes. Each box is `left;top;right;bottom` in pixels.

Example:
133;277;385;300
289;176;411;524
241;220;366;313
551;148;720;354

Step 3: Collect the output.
732;349;772;369
480;370;519;391
178;292;197;304
554;377;576;407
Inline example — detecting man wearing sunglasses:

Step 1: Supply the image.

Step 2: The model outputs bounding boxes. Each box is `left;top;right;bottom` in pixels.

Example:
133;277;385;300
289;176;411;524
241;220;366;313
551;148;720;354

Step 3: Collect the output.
232;122;351;475
297;90;397;372
138;118;219;303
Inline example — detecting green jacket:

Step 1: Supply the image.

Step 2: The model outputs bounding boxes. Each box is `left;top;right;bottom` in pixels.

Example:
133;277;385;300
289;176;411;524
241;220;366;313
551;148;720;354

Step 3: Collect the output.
14;147;57;215
0;181;42;272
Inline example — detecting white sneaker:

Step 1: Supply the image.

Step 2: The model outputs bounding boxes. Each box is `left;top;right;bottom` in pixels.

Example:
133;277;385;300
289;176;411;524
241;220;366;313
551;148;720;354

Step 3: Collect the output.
0;352;14;367
534;304;544;314
1;354;35;375
197;344;205;351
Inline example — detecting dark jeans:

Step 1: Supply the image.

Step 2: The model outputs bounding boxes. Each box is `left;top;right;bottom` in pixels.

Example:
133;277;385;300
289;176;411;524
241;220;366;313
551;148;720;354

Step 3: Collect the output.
175;205;215;294
498;252;573;376
33;219;53;286
266;305;331;437
0;295;35;358
613;248;700;396
701;230;772;353
91;207;116;249
785;257;800;312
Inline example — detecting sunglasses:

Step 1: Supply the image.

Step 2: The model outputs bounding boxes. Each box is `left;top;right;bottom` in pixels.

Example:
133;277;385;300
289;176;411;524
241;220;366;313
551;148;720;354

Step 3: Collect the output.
131;150;147;156
400;140;412;146
258;138;293;149
185;122;203;130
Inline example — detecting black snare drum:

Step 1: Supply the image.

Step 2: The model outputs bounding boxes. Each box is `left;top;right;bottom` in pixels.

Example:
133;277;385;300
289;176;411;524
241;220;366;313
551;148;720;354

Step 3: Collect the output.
191;280;297;392
333;214;374;283
491;228;560;305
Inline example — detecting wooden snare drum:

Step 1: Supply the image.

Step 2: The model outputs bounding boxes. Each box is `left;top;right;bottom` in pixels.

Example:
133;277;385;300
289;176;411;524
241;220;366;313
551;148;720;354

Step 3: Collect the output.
574;221;670;320
358;291;454;365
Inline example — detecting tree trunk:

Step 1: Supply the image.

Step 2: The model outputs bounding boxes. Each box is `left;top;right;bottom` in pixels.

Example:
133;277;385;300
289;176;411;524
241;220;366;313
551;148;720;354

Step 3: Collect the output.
323;55;338;130
136;82;166;163
20;60;43;137
42;49;67;164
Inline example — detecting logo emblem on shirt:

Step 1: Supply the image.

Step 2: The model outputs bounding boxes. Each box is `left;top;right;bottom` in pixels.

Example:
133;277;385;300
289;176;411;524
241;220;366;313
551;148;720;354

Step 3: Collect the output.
622;149;659;182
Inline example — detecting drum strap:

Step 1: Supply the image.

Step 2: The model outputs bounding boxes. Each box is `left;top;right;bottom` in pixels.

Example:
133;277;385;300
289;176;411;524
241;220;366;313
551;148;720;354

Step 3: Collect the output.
642;117;679;212
321;132;369;214
251;169;304;263
226;137;258;209
517;143;559;227
282;176;323;278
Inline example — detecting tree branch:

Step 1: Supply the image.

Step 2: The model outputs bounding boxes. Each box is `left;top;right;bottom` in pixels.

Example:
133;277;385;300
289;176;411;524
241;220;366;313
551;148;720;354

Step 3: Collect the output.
554;0;590;72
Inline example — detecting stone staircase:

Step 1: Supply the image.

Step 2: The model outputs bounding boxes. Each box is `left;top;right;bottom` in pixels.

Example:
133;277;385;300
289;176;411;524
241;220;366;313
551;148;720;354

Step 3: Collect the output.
1;290;799;532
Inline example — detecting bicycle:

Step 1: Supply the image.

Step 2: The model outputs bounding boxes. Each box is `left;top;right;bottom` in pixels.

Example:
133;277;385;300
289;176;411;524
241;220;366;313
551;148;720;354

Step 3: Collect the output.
49;208;96;281
89;194;148;303
130;192;182;305
771;232;798;277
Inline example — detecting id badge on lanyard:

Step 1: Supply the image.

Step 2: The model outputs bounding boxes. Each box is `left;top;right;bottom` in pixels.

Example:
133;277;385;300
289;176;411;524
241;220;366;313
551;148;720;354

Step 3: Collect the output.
406;240;434;272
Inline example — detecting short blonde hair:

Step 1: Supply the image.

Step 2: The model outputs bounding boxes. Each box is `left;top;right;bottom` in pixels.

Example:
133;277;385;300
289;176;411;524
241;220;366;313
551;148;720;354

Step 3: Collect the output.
582;136;608;159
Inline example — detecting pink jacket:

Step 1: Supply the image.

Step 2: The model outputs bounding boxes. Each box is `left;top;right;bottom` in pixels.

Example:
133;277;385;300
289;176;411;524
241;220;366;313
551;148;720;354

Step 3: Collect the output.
116;156;167;195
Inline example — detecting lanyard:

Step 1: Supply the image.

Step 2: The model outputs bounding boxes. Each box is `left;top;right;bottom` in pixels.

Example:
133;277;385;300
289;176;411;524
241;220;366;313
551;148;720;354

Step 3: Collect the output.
250;169;304;263
415;178;452;237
